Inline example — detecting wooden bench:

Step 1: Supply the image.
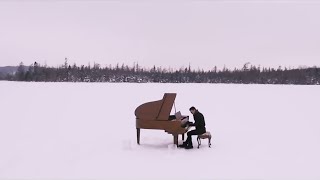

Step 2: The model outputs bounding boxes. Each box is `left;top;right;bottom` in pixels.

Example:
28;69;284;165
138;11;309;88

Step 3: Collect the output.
197;131;212;148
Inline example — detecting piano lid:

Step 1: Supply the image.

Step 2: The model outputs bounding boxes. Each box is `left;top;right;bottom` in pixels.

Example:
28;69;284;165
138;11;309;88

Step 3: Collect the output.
135;93;176;121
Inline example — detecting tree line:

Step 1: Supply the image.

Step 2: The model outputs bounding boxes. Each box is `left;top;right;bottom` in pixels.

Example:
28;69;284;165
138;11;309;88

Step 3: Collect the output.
2;60;320;85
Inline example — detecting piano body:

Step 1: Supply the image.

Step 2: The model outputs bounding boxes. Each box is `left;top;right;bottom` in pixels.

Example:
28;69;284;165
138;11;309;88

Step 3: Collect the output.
135;93;189;146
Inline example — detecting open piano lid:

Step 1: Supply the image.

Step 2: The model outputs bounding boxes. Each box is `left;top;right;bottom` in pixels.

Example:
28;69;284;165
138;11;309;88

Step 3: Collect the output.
135;93;176;121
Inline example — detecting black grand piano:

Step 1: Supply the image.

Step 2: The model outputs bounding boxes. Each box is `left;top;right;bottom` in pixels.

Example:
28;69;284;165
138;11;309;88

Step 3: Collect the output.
135;93;189;145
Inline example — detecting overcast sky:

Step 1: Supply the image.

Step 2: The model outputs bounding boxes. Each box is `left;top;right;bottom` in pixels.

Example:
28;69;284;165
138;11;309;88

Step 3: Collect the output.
0;0;320;70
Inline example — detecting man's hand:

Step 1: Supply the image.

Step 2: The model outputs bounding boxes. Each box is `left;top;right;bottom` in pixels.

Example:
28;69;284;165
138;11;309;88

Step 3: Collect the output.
181;121;192;128
187;121;194;126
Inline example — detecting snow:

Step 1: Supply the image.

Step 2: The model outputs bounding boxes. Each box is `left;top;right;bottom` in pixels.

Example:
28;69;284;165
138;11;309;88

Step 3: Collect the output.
1;81;320;180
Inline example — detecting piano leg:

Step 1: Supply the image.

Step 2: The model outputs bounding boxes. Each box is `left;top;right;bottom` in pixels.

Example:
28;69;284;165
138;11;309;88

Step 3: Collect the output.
173;134;178;146
137;128;140;145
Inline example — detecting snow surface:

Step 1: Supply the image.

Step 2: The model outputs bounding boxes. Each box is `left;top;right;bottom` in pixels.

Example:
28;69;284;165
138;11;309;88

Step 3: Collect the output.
1;81;320;180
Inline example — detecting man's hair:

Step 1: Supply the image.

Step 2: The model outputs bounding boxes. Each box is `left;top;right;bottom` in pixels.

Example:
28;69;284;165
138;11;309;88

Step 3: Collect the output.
189;106;196;111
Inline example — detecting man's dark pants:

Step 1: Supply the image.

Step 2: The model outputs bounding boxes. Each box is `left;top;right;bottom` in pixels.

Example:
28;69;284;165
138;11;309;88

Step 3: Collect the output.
186;128;206;145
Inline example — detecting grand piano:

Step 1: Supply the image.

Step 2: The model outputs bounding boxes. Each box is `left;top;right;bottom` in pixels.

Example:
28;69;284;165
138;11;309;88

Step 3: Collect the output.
135;93;189;146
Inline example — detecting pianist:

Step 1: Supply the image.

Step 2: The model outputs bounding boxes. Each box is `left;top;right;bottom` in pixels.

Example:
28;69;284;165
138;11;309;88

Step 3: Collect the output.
178;106;206;149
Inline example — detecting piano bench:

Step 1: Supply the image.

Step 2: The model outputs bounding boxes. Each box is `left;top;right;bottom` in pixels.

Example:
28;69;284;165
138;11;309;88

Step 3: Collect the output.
197;131;212;148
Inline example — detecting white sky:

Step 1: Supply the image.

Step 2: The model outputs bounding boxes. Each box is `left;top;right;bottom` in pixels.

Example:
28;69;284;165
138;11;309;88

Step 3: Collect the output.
0;0;320;70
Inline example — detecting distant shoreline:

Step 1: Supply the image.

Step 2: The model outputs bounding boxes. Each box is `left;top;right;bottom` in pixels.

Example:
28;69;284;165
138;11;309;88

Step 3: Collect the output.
1;61;319;85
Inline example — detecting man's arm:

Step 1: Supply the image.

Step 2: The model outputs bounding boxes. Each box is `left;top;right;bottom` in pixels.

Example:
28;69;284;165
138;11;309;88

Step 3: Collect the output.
193;113;205;127
187;121;194;126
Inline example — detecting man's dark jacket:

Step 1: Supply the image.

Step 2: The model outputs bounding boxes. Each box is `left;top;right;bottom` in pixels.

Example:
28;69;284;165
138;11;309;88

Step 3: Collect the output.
191;110;206;133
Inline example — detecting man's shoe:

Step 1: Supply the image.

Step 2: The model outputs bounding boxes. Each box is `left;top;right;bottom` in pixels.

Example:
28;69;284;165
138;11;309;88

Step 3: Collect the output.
184;144;193;149
178;141;188;148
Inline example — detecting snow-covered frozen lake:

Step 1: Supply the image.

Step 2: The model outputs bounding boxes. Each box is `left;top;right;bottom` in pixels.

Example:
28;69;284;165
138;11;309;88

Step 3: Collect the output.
1;81;320;180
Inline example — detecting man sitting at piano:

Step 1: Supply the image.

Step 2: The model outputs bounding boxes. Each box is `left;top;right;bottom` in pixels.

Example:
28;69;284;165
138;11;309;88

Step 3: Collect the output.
178;106;206;149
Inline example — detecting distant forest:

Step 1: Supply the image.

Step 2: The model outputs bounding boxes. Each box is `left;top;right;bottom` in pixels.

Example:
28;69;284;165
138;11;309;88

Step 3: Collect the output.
1;59;320;85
